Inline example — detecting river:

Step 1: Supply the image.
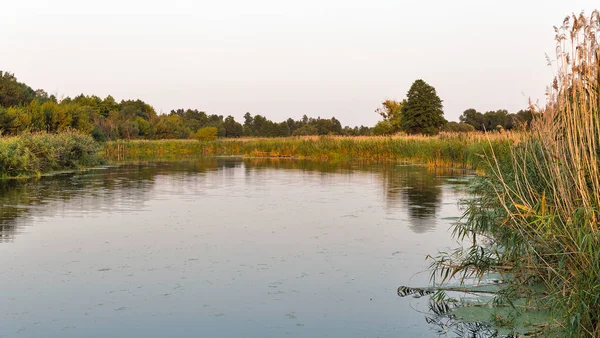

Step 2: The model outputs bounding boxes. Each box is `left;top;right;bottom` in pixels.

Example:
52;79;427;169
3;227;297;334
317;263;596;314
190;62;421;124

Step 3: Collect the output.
0;158;471;337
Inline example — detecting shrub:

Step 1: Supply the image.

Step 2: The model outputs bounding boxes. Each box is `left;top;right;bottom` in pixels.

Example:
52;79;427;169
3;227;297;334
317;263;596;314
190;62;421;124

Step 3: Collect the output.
0;131;103;177
372;121;393;136
194;127;218;142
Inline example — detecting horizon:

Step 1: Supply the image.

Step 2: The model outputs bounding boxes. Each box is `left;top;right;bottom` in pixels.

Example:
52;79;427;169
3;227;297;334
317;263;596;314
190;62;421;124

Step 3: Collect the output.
3;1;598;126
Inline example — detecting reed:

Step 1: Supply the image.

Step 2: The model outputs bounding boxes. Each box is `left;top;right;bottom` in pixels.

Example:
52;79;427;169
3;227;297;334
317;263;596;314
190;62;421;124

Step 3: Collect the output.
429;11;600;336
0;131;103;178
102;132;519;170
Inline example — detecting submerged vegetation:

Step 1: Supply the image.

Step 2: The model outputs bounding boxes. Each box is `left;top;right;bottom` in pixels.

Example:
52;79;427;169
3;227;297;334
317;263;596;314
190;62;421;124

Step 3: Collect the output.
102;132;518;170
424;11;600;337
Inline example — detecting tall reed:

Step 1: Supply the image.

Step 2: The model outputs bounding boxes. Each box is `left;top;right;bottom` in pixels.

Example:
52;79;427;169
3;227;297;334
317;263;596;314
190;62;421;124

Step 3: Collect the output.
0;131;103;178
430;11;600;336
102;133;518;170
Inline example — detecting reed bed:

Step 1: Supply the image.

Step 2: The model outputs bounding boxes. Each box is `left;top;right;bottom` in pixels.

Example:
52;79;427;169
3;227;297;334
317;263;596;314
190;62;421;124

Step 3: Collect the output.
0;131;103;178
102;132;519;170
429;12;600;336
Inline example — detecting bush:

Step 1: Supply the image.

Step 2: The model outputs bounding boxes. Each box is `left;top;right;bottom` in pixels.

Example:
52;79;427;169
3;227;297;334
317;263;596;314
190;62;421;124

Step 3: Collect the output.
441;121;476;133
0;131;103;177
194;127;218;142
372;121;393;136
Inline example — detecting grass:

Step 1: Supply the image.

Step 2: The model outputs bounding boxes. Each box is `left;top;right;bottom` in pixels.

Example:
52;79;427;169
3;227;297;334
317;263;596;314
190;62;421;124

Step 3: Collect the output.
0;131;103;178
102;132;520;170
428;11;600;337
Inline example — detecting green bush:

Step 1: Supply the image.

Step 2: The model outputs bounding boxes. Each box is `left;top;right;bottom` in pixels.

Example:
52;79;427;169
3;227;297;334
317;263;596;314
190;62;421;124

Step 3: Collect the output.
0;131;103;178
194;127;218;142
372;121;393;136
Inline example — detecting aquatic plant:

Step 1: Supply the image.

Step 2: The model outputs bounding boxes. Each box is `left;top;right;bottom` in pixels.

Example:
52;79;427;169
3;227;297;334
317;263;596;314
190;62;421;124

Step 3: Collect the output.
0;131;103;178
102;132;518;170
428;11;600;337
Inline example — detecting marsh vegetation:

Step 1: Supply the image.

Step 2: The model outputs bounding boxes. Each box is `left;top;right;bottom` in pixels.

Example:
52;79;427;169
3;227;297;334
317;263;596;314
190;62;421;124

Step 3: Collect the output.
1;8;599;338
424;11;600;337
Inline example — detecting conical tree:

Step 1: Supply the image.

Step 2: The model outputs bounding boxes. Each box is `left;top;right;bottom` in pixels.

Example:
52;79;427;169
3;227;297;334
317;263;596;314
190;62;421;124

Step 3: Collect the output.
401;79;447;135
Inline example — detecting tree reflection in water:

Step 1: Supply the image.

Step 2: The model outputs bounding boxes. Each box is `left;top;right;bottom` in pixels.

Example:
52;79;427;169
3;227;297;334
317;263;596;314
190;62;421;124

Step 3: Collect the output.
381;165;470;233
0;158;470;241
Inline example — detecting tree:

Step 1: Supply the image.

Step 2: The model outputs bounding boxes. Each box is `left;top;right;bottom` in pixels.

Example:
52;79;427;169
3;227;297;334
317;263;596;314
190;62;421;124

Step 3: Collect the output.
482;109;508;131
372;120;393;135
375;99;405;132
0;70;372;140
223;115;243;137
0;71;36;107
195;127;218;141
292;124;319;136
277;122;291;137
401;80;446;135
459;108;484;130
243;112;254;136
511;109;534;130
441;121;476;133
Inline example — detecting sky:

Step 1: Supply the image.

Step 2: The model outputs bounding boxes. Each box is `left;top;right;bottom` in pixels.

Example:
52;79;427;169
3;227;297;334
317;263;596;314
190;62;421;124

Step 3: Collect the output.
2;0;599;126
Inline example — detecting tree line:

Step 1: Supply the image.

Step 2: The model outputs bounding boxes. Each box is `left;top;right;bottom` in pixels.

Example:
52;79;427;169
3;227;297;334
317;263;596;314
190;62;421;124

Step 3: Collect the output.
0;71;371;140
1;71;534;139
458;108;534;131
373;79;534;135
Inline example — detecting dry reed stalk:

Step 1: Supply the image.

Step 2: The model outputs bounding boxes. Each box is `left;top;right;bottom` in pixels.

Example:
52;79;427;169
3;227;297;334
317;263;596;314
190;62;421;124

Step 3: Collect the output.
485;11;600;336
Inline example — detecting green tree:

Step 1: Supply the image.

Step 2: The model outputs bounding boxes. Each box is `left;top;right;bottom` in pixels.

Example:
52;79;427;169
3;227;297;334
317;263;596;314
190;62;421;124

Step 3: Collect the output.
0;70;371;141
441;121;476;133
195;127;218;141
277;121;291;137
223;115;243;137
375;99;405;132
483;109;508;131
242;112;254;136
510;109;534;130
292;124;319;136
401;79;446;135
0;71;36;107
459;108;484;130
372;120;393;135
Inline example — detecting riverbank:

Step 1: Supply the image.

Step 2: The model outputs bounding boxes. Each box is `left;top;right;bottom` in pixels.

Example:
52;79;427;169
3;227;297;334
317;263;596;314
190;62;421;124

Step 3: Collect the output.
102;132;520;170
0;132;104;178
0;132;519;179
428;14;600;337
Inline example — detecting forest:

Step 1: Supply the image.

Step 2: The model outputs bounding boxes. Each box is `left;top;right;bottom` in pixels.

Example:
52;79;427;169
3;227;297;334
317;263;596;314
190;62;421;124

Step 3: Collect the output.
0;71;371;140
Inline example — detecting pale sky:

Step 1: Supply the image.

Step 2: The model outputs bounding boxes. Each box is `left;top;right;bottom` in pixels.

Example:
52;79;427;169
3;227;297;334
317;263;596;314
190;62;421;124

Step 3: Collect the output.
2;1;598;126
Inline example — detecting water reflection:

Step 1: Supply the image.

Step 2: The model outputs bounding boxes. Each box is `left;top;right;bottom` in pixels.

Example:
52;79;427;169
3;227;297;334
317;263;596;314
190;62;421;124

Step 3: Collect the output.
0;158;470;242
0;157;473;338
241;159;470;233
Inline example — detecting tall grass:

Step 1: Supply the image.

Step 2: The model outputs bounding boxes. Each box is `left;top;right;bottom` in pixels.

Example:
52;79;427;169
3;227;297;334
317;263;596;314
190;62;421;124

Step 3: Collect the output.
103;132;519;170
430;11;600;336
0;131;103;178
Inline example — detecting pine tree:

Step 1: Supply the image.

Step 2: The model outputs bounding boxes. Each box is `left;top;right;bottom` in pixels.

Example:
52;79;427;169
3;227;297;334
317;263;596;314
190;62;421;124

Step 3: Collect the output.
401;79;447;135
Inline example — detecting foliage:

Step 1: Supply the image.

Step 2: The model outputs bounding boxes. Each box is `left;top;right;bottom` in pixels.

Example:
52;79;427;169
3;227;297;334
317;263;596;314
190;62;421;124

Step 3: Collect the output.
401;79;447;135
291;124;320;136
460;108;534;131
0;71;38;108
103;133;517;170
372;120;394;135
0;131;103;177
194;127;218;142
1;70;534;142
429;11;600;337
441;121;476;133
0;74;368;140
375;99;405;132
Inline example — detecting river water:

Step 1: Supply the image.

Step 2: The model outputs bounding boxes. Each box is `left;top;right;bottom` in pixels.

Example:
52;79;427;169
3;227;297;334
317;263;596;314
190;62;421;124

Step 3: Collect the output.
0;158;471;338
